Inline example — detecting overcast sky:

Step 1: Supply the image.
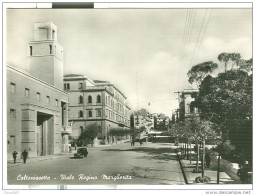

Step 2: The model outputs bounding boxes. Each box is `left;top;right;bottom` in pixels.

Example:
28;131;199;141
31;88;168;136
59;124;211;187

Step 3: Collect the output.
6;8;252;117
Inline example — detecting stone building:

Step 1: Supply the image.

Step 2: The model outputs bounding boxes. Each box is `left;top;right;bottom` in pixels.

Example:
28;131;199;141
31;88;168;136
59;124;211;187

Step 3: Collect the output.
63;75;131;144
7;22;71;160
178;89;199;121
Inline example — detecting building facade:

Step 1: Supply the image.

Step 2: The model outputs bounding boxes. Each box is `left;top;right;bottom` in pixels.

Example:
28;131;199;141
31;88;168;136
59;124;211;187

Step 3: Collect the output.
178;89;199;121
63;75;131;144
7;22;71;160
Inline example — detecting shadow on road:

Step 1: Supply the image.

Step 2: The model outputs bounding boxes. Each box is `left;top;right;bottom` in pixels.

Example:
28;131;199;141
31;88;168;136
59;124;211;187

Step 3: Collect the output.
102;147;177;161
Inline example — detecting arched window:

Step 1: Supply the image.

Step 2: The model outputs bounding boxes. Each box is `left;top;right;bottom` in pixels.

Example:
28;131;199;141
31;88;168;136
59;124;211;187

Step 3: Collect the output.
88;110;92;117
80;126;83;132
79;95;83;104
88;95;92;103
79;110;83;118
96;110;101;117
97;95;101;103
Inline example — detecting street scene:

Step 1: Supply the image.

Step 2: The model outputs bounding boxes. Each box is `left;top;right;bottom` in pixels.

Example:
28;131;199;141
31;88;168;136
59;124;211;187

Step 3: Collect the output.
8;142;185;185
5;3;252;189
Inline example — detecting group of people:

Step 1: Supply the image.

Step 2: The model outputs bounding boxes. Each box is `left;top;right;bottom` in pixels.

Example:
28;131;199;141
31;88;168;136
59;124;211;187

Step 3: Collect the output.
12;149;28;164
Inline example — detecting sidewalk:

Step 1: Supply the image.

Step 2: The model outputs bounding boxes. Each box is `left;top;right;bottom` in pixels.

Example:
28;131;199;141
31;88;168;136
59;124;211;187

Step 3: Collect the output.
179;154;241;184
7;143;120;168
7;152;74;168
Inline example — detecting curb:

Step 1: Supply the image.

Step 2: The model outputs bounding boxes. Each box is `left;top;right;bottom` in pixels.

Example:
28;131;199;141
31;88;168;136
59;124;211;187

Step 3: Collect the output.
176;152;189;184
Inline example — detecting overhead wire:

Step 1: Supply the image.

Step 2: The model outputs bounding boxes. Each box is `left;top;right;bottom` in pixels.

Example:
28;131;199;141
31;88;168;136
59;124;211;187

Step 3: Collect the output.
190;9;213;66
184;9;197;67
189;9;208;67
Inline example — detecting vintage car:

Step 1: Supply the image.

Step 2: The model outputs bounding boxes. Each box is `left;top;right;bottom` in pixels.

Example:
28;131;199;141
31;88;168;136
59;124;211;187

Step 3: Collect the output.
74;147;88;158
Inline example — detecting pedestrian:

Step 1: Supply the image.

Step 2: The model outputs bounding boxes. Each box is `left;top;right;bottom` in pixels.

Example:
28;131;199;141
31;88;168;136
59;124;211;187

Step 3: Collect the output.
12;151;18;163
139;139;143;146
69;146;72;153
74;144;77;151
205;152;211;168
21;149;28;164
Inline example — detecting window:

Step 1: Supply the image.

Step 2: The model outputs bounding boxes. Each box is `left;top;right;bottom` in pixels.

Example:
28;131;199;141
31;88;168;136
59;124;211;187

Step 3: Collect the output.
10;109;16;118
79;95;83;104
10;136;16;145
55;99;59;106
10;83;16;93
64;83;70;90
37;92;41;101
46;96;50;103
88;95;92;104
96;110;102;117
106;97;108;104
80;126;83;132
49;45;53;54
79;110;83;118
29;46;32;56
25;88;30;98
52;30;55;39
88;110;92;117
78;83;83;89
97;95;101;103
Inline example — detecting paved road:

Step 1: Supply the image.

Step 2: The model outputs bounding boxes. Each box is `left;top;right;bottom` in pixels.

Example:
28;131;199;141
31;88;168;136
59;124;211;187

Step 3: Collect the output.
7;142;185;185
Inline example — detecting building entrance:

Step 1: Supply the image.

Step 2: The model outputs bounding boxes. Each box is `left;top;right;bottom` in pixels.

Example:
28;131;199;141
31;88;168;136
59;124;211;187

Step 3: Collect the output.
36;112;54;156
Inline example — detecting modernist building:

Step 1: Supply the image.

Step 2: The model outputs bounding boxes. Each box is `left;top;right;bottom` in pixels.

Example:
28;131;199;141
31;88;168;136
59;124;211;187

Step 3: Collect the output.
63;75;131;144
7;22;71;160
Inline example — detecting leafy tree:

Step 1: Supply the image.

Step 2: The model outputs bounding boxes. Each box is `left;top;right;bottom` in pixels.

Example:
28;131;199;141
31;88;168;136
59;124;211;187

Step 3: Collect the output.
187;61;218;87
217;52;241;72
194;69;252;162
78;123;101;147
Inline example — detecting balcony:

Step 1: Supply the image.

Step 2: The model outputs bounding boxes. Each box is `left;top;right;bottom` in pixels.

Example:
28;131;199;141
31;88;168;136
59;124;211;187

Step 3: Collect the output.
61;125;72;134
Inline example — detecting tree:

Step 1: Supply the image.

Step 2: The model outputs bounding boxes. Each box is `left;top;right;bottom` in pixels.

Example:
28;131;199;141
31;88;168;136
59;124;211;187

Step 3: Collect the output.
187;61;218;87
78;123;101;147
217;52;241;73
109;128;131;143
194;69;252;162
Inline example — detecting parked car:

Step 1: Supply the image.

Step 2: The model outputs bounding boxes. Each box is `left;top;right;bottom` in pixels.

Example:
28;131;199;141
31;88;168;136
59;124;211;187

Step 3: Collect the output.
74;147;88;158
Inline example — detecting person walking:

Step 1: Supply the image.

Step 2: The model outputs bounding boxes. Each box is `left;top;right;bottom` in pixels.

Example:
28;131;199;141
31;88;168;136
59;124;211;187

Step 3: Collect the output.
12;151;18;163
74;144;77;151
21;150;28;164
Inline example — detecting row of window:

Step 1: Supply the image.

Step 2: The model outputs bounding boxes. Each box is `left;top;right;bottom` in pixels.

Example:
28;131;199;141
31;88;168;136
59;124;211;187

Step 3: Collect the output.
105;95;128;115
29;44;63;57
64;82;83;90
78;109;102;118
105;109;129;124
78;95;101;104
10;83;59;106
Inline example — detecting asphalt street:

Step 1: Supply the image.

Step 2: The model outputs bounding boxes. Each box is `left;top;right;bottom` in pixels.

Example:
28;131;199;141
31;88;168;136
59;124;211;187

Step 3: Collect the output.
7;142;185;185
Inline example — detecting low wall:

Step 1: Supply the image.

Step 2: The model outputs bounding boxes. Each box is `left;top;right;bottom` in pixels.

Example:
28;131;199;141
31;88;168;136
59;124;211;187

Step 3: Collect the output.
210;153;252;183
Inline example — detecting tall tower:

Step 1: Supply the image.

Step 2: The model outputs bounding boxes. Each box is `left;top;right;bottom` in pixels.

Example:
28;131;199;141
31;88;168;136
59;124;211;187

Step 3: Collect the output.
28;22;64;89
